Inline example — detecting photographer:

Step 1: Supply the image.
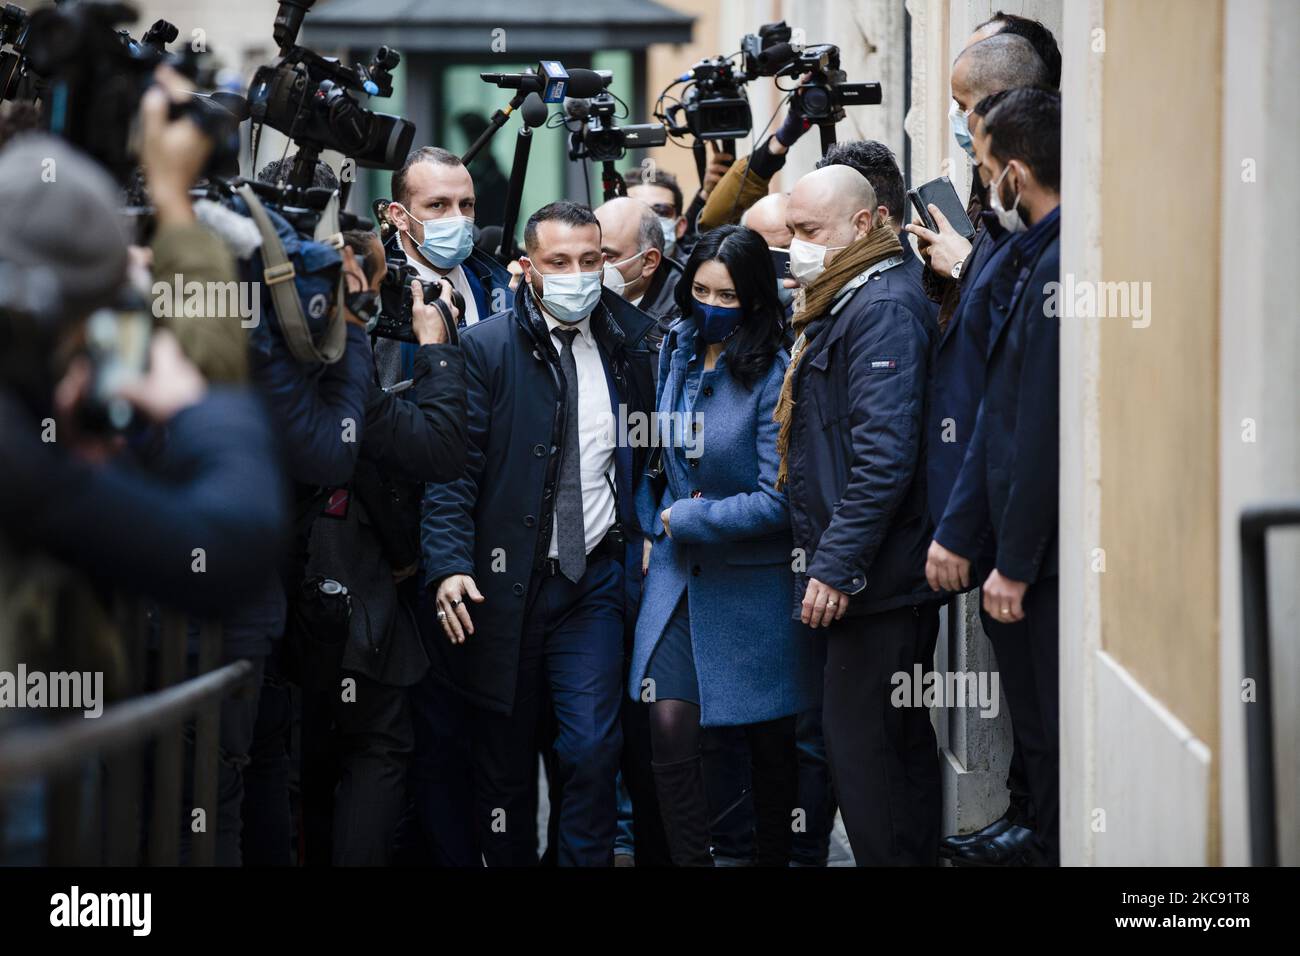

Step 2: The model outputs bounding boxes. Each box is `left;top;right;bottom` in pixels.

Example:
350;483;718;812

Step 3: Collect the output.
296;225;468;865
138;66;250;385
0;132;288;703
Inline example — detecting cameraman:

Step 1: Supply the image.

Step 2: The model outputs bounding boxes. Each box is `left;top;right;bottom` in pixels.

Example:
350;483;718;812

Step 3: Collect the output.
297;225;468;865
698;98;814;231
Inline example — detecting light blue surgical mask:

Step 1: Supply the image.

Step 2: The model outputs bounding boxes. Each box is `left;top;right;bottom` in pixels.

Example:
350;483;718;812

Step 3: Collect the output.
534;268;603;324
401;207;474;269
659;217;678;258
949;100;976;161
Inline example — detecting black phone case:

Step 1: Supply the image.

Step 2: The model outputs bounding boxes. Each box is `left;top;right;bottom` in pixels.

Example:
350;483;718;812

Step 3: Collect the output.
908;176;976;240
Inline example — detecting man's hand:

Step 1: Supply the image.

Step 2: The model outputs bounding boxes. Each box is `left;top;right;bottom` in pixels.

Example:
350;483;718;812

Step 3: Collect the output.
411;279;451;345
769;79;812;156
801;577;849;629
507;259;524;292
982;569;1028;623
699;143;734;199
926;540;972;592
115;330;207;424
904;204;972;278
641;537;652;576
660;507;672;539
138;66;210;226
435;574;484;644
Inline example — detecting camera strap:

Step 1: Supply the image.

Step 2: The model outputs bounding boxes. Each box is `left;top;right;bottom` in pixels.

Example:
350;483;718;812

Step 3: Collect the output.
236;183;348;365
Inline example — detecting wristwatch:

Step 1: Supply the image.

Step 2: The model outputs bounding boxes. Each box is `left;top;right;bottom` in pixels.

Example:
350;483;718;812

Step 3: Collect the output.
950;258;966;280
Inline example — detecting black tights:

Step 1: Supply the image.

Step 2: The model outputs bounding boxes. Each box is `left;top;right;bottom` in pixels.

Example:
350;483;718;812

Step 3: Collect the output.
648;698;701;764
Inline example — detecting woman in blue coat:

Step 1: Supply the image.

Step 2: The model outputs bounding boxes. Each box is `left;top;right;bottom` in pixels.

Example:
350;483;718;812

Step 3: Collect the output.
630;225;820;866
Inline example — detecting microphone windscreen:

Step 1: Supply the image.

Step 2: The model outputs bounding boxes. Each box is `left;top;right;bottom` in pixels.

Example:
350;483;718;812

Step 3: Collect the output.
759;43;795;68
564;69;606;98
521;93;549;128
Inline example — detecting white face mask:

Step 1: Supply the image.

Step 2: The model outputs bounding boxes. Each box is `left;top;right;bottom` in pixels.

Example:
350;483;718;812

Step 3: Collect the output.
601;249;647;298
659;217;678;257
533;268;603;324
788;236;846;286
988;163;1026;234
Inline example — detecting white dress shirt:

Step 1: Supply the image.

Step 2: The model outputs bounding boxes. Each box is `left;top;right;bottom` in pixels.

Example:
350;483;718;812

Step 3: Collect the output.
541;309;616;558
406;247;481;325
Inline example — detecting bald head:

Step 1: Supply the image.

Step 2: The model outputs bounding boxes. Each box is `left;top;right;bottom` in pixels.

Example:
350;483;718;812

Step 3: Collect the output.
786;165;881;269
952;33;1049;110
595;195;663;300
741;192;793;248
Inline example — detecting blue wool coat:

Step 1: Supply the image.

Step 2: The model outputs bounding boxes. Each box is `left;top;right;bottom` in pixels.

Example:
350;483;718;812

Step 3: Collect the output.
629;319;821;727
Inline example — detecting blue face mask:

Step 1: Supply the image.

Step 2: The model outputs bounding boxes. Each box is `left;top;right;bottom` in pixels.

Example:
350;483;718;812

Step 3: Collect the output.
949;100;976;161
534;269;603;324
402;208;474;269
694;299;744;344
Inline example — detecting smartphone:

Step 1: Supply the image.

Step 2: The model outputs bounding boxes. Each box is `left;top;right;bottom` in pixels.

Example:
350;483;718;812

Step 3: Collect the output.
769;248;790;281
82;308;152;432
907;175;976;240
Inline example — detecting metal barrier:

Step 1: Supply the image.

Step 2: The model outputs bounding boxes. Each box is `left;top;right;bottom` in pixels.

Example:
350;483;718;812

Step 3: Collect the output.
1239;500;1300;867
0;608;254;866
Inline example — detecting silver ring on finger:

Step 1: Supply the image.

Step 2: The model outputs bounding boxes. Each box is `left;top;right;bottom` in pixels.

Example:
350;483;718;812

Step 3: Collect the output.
450;597;461;608
827;599;838;607
437;609;447;621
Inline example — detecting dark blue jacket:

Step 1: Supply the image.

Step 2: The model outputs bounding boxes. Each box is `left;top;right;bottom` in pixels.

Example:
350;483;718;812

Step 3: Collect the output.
926;212;1015;554
783;258;941;617
935;207;1060;584
0;387;289;621
248;323;373;488
420;288;656;714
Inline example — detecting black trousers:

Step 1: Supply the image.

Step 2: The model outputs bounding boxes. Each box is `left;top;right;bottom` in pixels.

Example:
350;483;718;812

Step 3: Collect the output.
984;577;1059;862
330;671;413;865
822;602;942;866
980;606;1038;830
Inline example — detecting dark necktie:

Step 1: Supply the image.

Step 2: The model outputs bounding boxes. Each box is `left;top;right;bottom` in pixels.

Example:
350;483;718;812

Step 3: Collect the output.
551;327;587;583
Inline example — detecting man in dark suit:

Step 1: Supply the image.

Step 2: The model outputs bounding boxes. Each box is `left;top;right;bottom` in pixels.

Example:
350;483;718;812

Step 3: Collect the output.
930;88;1062;866
421;201;655;866
905;30;1055;864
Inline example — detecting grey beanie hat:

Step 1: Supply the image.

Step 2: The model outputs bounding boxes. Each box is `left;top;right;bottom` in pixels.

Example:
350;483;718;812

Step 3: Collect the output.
0;133;129;317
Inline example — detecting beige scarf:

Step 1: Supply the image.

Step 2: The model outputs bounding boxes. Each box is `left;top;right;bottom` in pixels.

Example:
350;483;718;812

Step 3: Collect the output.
774;222;903;490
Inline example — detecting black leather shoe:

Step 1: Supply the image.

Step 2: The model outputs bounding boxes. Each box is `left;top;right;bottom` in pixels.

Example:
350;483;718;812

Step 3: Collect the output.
939;815;1015;857
950;824;1038;866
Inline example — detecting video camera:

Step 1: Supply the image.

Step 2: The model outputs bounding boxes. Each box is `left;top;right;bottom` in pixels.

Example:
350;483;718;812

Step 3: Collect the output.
2;1;242;183
659;20;882;145
247;0;414;188
564;72;666;164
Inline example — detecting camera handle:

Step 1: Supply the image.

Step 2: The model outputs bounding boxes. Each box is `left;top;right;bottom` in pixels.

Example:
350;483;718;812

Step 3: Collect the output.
497;123;534;264
818;121;837;157
462;91;528;165
600;161;627;203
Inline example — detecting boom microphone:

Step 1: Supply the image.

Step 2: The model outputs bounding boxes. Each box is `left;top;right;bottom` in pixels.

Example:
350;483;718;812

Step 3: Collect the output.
480;67;605;100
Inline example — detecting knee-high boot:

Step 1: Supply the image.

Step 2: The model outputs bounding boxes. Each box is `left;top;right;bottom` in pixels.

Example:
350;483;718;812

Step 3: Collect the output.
651;755;715;867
